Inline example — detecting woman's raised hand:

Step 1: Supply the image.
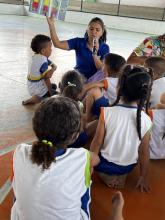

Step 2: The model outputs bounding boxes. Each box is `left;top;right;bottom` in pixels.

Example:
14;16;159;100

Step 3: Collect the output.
46;15;55;27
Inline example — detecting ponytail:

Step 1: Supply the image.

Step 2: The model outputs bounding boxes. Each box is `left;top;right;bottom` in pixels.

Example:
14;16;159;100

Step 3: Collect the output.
31;141;56;170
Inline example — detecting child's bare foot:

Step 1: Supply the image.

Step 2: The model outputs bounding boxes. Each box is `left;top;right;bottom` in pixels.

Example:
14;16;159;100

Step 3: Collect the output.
110;191;124;220
99;173;127;189
22;96;40;105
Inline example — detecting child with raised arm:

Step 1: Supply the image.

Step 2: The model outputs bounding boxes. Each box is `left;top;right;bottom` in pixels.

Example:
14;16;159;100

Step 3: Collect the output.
11;96;99;220
83;53;126;122
90;65;153;192
22;34;57;105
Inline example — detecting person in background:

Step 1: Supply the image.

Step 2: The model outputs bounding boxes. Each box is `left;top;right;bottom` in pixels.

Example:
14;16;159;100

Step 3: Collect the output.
127;33;165;65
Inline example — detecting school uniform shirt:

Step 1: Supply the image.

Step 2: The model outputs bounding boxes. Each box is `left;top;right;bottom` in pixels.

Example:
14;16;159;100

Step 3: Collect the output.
27;54;53;97
11;144;91;220
149;109;165;159
67;38;109;79
103;77;118;105
100;105;152;166
150;77;165;107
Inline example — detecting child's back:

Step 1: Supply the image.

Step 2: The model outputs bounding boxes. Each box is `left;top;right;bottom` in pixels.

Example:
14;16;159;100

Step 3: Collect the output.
11;97;92;220
149;109;165;159
91;65;153;191
150;77;165;107
11;144;90;220
145;56;165;107
101;105;151;166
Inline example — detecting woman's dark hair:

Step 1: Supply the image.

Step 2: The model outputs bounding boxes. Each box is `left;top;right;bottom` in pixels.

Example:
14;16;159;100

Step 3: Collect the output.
84;17;107;42
104;53;126;77
31;96;81;170
111;65;153;140
31;34;51;53
60;70;84;101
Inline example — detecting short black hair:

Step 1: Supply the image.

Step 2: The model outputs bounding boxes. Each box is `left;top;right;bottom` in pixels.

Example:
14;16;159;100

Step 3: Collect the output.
31;34;51;53
145;56;165;79
104;53;126;77
31;96;81;170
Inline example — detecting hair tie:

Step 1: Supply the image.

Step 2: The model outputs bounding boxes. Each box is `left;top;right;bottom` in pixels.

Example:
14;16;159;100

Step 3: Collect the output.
68;81;76;87
42;140;53;147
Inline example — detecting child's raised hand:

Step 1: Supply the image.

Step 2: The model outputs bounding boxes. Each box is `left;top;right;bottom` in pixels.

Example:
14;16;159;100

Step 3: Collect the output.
136;176;151;193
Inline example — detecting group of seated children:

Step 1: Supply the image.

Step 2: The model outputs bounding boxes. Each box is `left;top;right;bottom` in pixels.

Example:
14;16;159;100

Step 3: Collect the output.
12;33;165;220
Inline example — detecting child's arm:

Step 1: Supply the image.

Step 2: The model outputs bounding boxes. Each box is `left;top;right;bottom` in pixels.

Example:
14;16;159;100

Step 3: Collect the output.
136;131;151;193
90;109;105;155
79;80;105;99
43;65;57;96
44;78;52;96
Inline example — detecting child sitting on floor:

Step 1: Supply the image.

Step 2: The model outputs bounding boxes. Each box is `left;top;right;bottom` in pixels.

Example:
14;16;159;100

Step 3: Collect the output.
11;96;99;220
90;65;153;192
59;70;98;148
144;56;165;108
22;34;57;105
82;53;126;122
148;93;165;159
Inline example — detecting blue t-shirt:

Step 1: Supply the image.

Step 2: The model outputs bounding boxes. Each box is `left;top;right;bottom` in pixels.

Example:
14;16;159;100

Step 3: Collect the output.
67;37;110;79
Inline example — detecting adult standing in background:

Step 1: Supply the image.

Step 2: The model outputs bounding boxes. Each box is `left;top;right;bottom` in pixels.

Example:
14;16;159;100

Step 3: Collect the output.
127;33;165;65
46;16;109;82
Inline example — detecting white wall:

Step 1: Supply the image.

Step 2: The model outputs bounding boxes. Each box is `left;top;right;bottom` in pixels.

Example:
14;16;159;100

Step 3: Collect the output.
97;0;165;8
65;11;165;34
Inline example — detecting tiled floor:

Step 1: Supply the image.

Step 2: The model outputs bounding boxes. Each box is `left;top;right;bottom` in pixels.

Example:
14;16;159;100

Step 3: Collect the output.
0;14;165;220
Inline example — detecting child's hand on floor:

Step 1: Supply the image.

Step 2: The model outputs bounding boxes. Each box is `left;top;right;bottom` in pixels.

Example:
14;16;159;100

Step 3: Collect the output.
136;176;150;193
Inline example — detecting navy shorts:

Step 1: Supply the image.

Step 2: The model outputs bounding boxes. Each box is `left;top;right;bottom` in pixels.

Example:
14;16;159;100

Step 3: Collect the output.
92;96;109;117
95;154;136;175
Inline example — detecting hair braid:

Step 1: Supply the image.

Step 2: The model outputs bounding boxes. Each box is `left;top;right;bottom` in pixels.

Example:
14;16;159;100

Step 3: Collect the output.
111;65;131;106
136;84;149;140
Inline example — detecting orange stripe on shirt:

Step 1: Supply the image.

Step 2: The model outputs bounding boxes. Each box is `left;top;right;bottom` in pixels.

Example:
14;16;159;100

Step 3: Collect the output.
147;109;153;121
103;79;108;91
100;107;104;123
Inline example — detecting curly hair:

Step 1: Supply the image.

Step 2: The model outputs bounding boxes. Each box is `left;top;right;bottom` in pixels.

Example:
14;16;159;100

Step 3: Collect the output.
31;34;51;53
111;64;153;140
31;96;81;170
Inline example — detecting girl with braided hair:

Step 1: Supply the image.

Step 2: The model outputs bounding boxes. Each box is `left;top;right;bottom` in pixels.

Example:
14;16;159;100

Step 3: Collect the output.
90;65;153;192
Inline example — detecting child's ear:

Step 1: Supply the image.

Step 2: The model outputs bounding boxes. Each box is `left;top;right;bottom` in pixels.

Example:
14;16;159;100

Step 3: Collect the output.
40;48;45;55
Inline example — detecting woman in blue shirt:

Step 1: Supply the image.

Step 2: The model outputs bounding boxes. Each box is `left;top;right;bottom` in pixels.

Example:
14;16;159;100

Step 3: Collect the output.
46;16;110;82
